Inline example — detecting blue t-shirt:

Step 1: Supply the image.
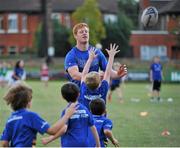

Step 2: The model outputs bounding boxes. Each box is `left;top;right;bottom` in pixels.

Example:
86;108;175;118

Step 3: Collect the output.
1;109;50;147
64;46;107;87
79;80;109;111
12;67;25;80
61;103;94;147
88;115;113;147
150;63;162;81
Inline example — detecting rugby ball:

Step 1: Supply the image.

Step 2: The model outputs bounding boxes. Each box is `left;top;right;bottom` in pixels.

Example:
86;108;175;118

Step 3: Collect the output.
141;6;158;27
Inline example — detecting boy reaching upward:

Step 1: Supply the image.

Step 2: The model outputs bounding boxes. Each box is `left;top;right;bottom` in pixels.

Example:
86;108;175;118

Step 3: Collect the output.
79;43;125;110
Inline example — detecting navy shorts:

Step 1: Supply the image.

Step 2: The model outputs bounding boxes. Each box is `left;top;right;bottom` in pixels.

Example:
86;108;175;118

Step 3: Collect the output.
153;80;161;91
110;84;120;91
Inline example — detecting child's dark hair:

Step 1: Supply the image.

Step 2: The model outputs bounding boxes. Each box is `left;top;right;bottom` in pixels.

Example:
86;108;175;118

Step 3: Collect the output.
61;82;79;102
15;60;22;68
90;98;106;115
3;83;32;111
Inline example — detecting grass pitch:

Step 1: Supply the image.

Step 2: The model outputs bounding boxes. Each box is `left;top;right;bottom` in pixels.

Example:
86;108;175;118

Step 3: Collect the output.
0;81;180;147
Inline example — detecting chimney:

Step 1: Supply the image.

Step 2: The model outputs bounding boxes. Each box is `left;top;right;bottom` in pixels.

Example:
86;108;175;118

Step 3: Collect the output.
140;0;150;10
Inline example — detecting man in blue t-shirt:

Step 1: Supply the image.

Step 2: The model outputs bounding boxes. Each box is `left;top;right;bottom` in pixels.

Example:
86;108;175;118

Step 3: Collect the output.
150;56;163;102
88;99;119;147
79;43;121;110
0;83;76;147
41;82;100;147
64;23;127;87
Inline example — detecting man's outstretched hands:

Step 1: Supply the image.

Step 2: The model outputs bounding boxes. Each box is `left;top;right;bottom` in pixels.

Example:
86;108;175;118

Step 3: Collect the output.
117;64;127;78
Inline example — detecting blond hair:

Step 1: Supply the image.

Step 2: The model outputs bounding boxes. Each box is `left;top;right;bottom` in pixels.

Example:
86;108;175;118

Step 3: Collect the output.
73;23;89;37
85;71;100;90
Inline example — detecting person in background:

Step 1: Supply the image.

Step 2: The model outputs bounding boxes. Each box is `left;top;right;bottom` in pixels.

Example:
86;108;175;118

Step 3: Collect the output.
40;63;49;87
108;62;125;103
150;56;163;102
11;60;26;85
0;61;8;88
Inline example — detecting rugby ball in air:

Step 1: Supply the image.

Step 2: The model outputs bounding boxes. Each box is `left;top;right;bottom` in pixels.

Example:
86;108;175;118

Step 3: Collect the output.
141;6;158;27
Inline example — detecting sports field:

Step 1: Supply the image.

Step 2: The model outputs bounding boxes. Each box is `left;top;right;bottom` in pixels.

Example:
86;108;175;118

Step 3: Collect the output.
0;81;180;147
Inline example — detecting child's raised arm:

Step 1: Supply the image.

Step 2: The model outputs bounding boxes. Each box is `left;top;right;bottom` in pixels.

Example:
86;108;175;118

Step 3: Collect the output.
46;103;76;135
103;43;120;84
81;47;97;83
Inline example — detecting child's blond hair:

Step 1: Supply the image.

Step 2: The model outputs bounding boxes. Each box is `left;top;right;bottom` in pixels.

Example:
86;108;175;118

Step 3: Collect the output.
85;71;101;90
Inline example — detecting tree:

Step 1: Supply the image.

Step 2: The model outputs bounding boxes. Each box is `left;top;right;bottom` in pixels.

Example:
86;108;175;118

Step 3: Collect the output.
70;0;106;45
102;12;133;57
53;20;71;57
117;0;139;29
34;20;71;57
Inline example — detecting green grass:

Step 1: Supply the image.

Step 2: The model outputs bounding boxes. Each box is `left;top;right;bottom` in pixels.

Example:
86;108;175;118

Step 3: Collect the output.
0;81;180;147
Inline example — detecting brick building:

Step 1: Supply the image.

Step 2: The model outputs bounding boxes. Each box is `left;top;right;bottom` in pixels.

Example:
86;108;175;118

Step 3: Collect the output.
0;0;118;55
130;0;180;60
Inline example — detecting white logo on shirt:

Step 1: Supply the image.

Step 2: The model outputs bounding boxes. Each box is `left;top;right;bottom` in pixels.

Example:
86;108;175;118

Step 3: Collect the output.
96;120;104;123
70;109;89;119
84;94;102;101
8;115;23;123
105;124;112;128
41;121;48;129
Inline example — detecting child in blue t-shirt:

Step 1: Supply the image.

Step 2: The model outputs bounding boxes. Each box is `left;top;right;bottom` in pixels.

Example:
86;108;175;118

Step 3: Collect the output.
12;60;26;82
150;56;163;101
41;82;100;147
89;98;119;147
79;43;121;110
0;83;76;147
108;62;125;103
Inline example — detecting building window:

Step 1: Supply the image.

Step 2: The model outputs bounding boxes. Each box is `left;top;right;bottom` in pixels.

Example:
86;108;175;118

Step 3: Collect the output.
159;16;167;30
64;13;71;28
19;47;26;53
52;13;60;21
52;13;71;28
22;15;27;33
0;46;5;55
140;45;167;60
0;16;5;33
8;46;17;55
104;14;117;23
7;14;18;33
